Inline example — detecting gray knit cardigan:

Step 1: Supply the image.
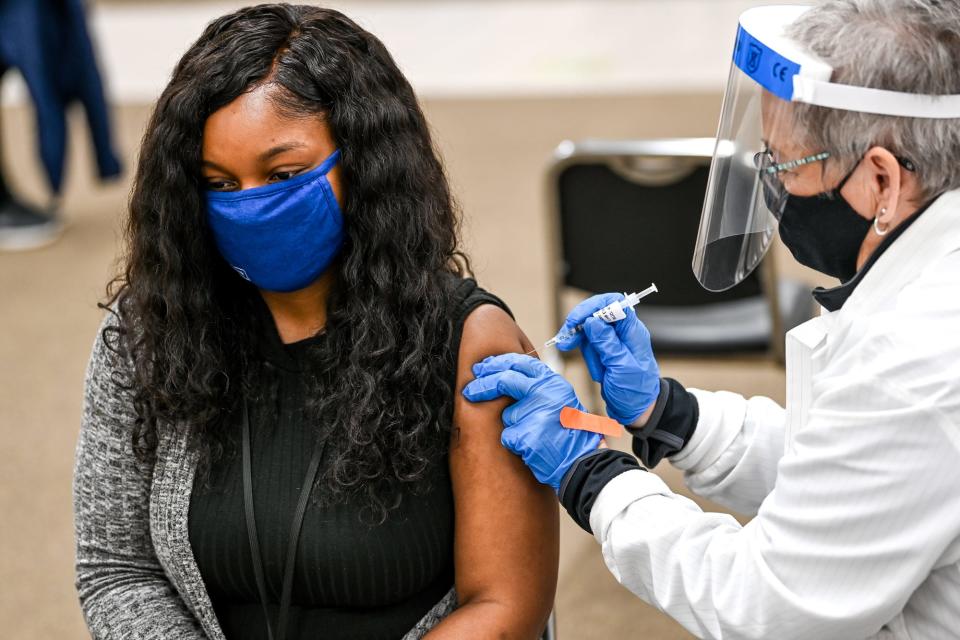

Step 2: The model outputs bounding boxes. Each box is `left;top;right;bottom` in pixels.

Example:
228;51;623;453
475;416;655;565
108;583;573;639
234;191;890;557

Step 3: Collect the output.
73;313;456;639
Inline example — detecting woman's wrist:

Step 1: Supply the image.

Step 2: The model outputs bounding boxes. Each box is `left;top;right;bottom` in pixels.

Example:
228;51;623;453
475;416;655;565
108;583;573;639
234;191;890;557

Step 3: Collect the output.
628;401;658;429
625;378;699;468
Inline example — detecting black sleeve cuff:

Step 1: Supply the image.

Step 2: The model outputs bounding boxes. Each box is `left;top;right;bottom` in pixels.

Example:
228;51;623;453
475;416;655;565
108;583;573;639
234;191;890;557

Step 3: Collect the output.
627;378;699;468
558;449;642;534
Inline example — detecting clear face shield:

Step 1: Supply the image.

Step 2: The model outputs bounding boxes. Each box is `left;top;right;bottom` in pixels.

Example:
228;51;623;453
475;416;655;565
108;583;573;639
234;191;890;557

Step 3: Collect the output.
692;4;960;292
692;72;787;292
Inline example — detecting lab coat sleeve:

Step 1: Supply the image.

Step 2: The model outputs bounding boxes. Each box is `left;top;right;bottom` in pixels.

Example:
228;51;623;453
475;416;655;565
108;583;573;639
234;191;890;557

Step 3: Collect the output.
589;373;960;640
668;388;787;516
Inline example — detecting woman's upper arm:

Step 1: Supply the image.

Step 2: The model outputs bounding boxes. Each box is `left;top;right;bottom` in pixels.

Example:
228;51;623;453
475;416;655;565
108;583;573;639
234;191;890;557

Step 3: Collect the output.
75;315;156;565
74;314;206;637
448;304;559;635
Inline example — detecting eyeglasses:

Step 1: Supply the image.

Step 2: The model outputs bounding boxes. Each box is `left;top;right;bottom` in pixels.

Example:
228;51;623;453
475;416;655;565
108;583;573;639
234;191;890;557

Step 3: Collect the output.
754;148;917;177
755;149;832;177
752;147;917;218
752;148;827;218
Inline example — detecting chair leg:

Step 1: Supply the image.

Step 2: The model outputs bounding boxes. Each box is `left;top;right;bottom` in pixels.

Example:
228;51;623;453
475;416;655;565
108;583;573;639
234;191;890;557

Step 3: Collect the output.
542;610;557;640
587;379;602;416
759;256;786;364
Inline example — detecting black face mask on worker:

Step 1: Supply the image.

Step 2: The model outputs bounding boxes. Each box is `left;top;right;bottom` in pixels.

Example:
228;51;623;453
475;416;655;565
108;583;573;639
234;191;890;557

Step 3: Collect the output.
767;161;871;282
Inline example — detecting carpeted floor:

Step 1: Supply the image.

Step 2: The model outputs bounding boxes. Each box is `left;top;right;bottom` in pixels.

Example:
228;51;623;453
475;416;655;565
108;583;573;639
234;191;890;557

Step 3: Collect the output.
1;93;820;638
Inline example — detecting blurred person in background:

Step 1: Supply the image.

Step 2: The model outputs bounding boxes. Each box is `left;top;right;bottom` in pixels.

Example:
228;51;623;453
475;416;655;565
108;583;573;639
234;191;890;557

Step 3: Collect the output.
0;0;121;250
467;1;960;638
73;5;557;639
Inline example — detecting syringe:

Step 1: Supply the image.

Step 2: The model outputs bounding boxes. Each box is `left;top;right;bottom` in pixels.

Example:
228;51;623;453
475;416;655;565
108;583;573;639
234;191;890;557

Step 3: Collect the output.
530;283;658;354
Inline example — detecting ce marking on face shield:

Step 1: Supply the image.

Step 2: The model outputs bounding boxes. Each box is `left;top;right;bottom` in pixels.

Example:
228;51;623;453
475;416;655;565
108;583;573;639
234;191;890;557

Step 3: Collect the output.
772;62;789;82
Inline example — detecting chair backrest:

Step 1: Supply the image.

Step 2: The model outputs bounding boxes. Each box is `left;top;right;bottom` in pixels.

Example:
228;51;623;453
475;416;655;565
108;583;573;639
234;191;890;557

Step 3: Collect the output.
548;138;766;309
546;138;790;357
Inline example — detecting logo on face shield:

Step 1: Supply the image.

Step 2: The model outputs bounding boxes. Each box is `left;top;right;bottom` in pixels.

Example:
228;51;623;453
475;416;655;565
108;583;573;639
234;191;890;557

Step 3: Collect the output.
746;43;763;74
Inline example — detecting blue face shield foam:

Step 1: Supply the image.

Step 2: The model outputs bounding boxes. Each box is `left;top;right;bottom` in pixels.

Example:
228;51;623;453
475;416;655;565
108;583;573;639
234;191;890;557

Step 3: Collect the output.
205;149;344;293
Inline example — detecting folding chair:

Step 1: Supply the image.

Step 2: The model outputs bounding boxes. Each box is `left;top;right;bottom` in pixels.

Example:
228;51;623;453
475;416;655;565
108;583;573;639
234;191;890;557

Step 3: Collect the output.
547;138;813;370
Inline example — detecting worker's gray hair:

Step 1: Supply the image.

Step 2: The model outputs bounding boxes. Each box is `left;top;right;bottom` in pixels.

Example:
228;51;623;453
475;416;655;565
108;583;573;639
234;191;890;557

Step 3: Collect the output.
787;0;960;202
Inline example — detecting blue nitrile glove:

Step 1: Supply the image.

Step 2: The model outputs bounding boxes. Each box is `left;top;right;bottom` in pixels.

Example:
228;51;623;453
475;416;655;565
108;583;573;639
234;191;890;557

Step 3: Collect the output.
556;293;660;425
463;353;601;493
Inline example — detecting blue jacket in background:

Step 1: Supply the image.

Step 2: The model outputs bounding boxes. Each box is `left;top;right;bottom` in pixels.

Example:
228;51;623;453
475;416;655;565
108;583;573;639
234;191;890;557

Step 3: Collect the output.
0;0;122;194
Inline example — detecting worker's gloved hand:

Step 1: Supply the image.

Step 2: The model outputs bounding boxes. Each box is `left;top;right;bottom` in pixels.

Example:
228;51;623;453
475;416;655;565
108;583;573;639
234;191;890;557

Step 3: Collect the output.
556;293;660;425
463;353;601;493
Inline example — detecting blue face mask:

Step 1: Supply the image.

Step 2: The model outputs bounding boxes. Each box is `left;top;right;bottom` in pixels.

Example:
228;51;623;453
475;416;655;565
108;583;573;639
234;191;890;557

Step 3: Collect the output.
205;149;344;293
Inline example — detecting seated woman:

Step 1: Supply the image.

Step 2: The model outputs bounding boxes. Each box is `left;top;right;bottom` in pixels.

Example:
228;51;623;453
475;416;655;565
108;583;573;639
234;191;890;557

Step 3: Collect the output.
72;5;558;639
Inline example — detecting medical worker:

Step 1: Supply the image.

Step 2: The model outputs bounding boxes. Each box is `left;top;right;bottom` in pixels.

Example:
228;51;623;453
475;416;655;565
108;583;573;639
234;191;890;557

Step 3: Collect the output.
464;2;960;638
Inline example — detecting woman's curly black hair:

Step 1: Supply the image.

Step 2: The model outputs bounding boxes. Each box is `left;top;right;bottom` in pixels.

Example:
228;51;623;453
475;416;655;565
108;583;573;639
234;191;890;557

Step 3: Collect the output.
102;3;470;520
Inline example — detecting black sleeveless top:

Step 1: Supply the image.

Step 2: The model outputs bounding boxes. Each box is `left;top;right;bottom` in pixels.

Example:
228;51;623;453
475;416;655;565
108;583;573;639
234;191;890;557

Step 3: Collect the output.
188;277;509;640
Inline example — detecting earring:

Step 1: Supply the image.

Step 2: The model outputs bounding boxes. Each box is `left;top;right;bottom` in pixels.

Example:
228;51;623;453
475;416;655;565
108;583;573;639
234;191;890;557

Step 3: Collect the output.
874;207;890;236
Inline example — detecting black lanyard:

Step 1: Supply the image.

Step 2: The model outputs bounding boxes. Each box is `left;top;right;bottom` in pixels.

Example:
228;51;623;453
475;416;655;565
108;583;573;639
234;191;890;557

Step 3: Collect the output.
242;400;326;640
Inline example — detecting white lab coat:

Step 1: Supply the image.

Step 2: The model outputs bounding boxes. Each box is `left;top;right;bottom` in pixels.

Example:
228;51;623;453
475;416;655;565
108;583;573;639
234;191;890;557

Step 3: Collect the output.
591;189;960;640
